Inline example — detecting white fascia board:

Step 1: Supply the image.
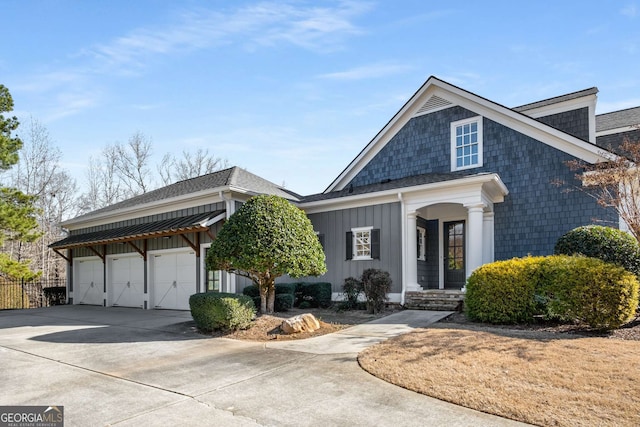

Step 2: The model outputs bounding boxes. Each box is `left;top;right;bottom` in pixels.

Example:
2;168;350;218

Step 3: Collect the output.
326;78;611;192
62;187;229;230
517;95;596;119
596;126;639;137
302;173;507;215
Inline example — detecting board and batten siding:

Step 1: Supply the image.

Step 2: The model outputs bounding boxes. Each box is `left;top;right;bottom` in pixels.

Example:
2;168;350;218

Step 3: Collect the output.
280;202;402;296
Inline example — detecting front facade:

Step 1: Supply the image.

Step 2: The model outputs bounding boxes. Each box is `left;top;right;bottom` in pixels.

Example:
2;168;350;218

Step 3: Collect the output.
52;77;636;308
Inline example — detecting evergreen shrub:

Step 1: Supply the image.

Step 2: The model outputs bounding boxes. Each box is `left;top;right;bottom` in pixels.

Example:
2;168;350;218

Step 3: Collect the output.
189;292;256;331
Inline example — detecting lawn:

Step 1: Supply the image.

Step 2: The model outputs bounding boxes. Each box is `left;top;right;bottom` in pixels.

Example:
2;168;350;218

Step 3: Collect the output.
358;317;640;427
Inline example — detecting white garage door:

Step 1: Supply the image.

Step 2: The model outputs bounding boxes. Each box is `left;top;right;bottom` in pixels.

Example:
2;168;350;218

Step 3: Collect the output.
108;255;144;308
74;258;104;306
150;250;196;310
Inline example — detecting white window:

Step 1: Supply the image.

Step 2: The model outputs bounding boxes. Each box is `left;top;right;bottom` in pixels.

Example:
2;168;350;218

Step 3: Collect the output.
417;227;426;261
352;226;373;260
451;116;483;171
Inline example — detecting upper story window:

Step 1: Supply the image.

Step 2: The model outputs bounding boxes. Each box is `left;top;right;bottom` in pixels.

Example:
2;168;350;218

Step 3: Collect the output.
451;116;483;171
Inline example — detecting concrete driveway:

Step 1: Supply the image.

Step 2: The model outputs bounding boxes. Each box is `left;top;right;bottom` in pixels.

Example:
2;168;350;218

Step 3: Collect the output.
0;306;527;426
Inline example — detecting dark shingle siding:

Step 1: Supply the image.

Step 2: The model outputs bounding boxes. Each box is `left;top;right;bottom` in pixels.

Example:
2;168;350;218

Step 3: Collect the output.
534;107;590;141
335;105;614;259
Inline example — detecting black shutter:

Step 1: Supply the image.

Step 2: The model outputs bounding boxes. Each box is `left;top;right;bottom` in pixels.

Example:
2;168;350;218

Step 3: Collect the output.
371;229;380;259
346;231;353;260
318;234;325;251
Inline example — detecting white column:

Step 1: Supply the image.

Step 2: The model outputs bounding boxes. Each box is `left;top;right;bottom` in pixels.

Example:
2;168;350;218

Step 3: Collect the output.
483;211;494;264
406;211;421;291
465;203;485;279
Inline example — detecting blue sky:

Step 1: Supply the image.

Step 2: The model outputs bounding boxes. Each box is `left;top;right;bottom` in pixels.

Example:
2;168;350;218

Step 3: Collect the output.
2;0;640;196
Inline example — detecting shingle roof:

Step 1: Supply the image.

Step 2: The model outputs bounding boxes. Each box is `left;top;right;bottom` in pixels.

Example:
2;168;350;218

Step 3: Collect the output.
513;87;598;112
302;172;486;202
69;166;300;222
596;106;640;132
51;210;224;249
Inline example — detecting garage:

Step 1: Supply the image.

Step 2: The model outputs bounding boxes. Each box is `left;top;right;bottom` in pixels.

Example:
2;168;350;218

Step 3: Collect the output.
149;249;197;310
74;257;104;306
108;255;144;308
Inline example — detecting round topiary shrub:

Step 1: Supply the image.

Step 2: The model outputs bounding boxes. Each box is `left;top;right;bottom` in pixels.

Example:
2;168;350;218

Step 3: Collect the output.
554;225;640;276
544;256;639;330
189;292;256;332
465;256;543;324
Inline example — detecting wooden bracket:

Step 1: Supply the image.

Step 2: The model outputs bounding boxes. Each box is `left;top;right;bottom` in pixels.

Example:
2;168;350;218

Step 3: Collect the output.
87;246;106;263
180;234;198;252
53;248;71;263
127;241;147;261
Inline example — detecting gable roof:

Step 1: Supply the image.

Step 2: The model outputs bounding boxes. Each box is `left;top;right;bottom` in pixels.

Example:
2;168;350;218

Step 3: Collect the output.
596;106;640;132
325;76;611;193
63;166;299;227
513;87;598;113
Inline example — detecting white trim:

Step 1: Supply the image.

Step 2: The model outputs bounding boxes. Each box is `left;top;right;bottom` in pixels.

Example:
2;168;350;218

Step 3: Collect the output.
596;126;638;137
303;173;508;215
351;226;373;260
450;116;483;171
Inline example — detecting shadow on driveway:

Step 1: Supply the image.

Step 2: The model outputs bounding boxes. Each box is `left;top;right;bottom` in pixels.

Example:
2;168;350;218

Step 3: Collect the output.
0;304;205;343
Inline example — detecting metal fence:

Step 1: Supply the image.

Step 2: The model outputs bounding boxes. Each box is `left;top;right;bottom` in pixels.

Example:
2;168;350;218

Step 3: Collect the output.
0;279;67;310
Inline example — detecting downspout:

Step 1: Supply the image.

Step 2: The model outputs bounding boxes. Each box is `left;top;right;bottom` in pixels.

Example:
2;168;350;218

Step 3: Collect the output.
398;192;406;306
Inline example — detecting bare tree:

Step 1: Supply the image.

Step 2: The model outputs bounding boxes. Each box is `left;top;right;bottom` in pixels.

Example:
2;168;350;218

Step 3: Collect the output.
158;148;229;185
79;153;124;213
114;131;152;196
564;137;640;239
2;117;79;280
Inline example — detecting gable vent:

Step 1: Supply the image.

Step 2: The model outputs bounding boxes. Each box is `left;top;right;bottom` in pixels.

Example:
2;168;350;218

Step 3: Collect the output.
415;95;453;116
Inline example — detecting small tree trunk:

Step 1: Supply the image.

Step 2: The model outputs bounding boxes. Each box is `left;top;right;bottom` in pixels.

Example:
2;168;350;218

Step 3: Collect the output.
267;287;276;314
260;285;268;314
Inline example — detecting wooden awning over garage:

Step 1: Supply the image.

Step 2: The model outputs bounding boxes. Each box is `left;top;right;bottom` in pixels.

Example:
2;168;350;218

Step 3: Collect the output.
49;210;225;262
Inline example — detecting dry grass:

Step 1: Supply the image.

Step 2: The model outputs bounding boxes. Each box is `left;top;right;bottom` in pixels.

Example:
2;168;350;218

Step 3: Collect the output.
359;323;640;427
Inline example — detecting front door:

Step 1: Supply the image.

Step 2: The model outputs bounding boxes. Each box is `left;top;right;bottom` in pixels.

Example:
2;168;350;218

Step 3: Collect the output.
444;221;465;289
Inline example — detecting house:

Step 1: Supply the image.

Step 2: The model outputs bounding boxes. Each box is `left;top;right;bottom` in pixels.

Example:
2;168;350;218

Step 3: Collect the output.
51;76;638;309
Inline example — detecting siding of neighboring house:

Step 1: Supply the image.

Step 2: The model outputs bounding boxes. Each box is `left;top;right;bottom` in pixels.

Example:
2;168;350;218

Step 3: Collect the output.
597;128;640;153
280;202;402;295
346;106;615;260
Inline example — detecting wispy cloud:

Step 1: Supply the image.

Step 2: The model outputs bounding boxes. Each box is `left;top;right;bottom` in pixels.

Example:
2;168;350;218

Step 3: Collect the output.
85;1;370;73
19;1;371;120
318;62;412;80
621;3;638;17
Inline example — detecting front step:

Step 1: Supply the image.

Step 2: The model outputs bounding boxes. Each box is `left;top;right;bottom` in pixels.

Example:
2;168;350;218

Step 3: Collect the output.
404;290;465;311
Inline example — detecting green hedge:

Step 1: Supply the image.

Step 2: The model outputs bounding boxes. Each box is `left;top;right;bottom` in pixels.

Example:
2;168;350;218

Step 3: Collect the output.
275;294;294;311
465;255;639;330
465;257;542;324
242;285;260;298
300;282;332;308
555;225;640;276
189;292;256;331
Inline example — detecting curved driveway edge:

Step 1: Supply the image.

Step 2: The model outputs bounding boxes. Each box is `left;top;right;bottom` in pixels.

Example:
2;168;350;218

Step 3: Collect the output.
0;306;529;426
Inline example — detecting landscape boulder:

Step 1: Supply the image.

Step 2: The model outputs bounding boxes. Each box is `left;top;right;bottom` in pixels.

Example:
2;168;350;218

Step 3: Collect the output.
280;313;320;334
